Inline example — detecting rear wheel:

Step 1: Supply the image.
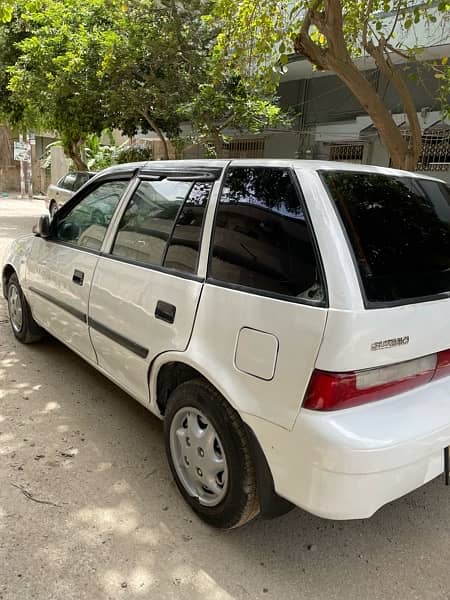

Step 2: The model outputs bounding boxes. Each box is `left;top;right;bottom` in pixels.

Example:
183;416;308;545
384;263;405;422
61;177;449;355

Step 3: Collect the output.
7;274;44;343
164;379;260;529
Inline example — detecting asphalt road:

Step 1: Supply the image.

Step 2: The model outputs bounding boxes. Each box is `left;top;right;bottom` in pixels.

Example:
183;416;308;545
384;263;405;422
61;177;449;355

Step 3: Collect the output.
1;198;450;600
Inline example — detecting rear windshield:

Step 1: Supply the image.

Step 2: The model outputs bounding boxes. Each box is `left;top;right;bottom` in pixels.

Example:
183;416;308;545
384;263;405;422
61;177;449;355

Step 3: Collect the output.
321;171;450;306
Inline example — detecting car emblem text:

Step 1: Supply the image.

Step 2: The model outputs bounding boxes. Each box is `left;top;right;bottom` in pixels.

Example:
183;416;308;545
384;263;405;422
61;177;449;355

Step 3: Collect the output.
371;336;410;351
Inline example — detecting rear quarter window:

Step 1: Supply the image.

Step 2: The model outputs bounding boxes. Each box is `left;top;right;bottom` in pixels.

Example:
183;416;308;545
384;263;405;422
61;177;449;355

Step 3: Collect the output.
209;166;325;304
321;170;450;306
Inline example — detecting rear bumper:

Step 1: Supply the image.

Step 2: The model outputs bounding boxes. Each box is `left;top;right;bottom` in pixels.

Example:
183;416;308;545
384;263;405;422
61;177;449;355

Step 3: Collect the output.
244;376;450;519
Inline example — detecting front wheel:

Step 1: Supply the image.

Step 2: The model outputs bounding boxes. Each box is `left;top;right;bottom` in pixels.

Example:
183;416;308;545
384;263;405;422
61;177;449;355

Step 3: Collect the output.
7;274;45;343
164;379;260;529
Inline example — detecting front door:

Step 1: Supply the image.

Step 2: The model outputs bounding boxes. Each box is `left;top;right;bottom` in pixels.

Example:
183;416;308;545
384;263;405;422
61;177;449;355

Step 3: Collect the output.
88;174;215;403
25;179;130;361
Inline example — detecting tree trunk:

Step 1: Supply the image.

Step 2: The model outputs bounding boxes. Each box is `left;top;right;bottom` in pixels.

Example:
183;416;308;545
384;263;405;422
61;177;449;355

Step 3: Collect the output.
326;56;413;170
365;41;422;170
65;139;88;171
141;110;170;160
294;1;422;171
211;131;223;158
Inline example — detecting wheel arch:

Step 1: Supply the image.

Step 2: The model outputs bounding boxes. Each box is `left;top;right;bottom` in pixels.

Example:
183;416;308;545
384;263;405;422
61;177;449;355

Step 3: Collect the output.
150;355;293;519
2;264;16;299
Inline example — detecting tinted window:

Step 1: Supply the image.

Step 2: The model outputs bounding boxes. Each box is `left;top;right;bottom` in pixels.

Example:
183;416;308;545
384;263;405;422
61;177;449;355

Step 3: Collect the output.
112;179;192;267
210;167;324;302
74;173;91;191
62;173;78;191
322;171;450;304
55;181;127;251
163;182;212;273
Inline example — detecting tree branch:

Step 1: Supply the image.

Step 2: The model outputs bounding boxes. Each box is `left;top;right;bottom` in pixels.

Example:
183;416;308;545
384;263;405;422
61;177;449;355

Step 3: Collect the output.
384;41;411;61
294;1;329;71
385;2;402;45
314;0;349;60
365;39;422;168
140;108;170;160
362;0;374;49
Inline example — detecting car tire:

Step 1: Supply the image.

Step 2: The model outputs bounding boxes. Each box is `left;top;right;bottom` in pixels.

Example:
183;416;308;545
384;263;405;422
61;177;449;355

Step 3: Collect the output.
164;378;260;529
6;273;45;343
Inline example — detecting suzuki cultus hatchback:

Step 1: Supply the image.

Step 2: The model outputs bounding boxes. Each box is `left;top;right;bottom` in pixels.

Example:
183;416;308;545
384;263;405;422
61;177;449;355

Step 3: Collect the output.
3;160;450;528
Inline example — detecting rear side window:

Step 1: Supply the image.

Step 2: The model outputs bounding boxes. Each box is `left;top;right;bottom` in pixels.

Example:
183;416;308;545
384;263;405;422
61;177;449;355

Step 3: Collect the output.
62;173;78;190
112;179;212;273
163;182;212;273
209;167;325;303
74;173;91;190
322;171;450;305
112;179;191;266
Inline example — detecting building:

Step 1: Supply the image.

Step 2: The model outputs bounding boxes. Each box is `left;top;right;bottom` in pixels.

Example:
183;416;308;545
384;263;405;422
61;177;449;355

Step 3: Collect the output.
226;6;450;182
0;125;53;195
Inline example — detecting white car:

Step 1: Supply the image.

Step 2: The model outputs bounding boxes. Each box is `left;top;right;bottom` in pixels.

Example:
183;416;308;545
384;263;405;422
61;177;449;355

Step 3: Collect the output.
3;159;450;529
46;171;95;217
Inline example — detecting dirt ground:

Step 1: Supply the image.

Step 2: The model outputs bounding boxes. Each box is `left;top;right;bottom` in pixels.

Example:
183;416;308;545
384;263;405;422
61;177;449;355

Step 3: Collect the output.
1;197;450;600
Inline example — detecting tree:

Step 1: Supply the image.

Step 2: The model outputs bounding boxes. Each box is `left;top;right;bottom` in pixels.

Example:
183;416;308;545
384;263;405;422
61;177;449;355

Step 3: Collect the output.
0;0;13;23
100;0;289;158
1;0;290;165
99;0;211;160
6;0;119;169
0;3;29;125
185;77;289;156
211;0;450;170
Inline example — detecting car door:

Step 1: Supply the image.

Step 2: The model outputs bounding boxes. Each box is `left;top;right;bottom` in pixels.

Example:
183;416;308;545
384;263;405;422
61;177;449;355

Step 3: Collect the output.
55;173;78;205
189;164;329;429
88;171;218;404
25;177;131;362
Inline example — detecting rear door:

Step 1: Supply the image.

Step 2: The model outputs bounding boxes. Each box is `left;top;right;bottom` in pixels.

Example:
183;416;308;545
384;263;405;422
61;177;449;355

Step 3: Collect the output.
189;165;329;429
55;173;78;205
88;171;217;403
25;178;131;361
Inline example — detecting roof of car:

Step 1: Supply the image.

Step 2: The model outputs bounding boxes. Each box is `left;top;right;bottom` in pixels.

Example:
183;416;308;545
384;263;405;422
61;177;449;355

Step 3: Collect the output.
93;159;446;184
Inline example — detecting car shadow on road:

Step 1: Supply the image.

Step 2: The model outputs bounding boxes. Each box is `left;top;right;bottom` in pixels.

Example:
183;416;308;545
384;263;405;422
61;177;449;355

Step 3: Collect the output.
1;328;450;600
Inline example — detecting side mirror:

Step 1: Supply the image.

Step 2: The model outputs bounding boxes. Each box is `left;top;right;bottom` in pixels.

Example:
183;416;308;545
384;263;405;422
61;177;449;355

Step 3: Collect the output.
32;214;51;238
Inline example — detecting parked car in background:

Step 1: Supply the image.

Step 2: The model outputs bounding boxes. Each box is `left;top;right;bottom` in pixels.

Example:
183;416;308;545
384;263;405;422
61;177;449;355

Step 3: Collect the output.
3;159;450;530
46;171;95;217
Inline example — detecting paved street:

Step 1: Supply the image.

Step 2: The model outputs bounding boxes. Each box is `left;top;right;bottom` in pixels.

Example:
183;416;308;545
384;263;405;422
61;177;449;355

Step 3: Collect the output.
0;198;450;600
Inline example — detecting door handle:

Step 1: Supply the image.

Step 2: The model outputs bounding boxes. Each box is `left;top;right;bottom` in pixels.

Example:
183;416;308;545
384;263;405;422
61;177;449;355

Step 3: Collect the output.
155;300;176;324
72;269;84;286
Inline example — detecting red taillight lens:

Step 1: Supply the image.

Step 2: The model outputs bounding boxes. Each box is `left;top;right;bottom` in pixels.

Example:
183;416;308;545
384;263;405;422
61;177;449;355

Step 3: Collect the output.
304;354;439;411
435;349;450;381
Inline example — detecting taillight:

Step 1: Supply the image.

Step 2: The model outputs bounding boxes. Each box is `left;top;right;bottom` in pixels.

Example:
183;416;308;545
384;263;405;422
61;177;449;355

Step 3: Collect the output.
304;350;450;411
435;348;450;380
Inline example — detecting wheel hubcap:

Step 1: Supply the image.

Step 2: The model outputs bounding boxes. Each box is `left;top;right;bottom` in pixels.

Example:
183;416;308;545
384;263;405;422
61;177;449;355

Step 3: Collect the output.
169;407;229;507
8;284;23;333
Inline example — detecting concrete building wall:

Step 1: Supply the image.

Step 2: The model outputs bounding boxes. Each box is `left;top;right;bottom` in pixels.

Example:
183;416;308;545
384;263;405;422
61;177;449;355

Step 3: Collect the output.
264;132;299;158
0;126;19;193
50;146;71;184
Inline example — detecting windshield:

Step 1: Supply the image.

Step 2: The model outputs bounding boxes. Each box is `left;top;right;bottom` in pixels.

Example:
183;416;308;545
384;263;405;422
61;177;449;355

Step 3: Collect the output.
321;171;450;306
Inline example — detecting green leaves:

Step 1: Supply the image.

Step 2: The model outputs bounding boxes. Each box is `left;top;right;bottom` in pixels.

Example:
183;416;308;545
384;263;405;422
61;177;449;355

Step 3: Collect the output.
0;0;14;22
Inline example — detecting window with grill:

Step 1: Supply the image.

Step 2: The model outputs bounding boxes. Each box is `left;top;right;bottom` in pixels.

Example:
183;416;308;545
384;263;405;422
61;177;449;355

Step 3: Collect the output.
417;130;450;172
329;143;364;163
222;138;265;158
